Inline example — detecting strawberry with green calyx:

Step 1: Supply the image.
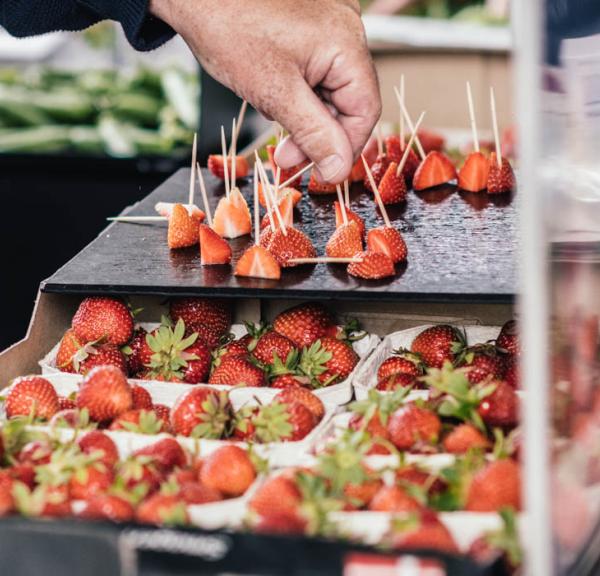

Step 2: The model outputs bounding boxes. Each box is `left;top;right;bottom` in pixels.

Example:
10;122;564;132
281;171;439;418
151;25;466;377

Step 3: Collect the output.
250;400;316;443
144;318;210;384
456;343;506;385
77;430;118;469
298;338;359;388
170;387;233;438
72;296;134;347
16;439;54;466
368;484;423;513
133;438;188;474
122;327;152;376
272;303;337;348
1;418;49;461
69;461;114;500
109;409;167;434
411;325;467;369
424;361;496;432
136;492;189;526
117;454;163;495
387;401;442;452
55;329;83;373
377;349;425;381
274;388;325;422
169;297;232;338
232;404;260;441
50;407;94;430
270;374;311;389
252;330;298;368
376;372;418;391
12;482;71;518
443;423;490;454
5;376;60;421
208;355;266;387
469;507;523;570
76;365;133;422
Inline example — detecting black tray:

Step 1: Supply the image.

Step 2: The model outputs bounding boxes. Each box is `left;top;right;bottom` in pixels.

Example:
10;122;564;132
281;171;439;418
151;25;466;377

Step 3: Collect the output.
0;517;503;576
41;168;517;303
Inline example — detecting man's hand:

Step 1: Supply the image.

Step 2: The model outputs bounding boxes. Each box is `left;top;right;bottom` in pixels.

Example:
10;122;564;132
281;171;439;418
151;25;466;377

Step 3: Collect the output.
150;0;381;182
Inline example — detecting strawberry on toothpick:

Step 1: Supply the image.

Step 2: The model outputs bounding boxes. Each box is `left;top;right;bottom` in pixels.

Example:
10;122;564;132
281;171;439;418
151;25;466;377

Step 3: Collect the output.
235;163;281;280
458;82;489;193
325;185;363;258
348;250;395;279
167;203;202;249
487;87;515;194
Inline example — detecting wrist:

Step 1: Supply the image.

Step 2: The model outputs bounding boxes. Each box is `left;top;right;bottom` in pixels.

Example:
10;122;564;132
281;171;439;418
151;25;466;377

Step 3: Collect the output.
148;0;176;27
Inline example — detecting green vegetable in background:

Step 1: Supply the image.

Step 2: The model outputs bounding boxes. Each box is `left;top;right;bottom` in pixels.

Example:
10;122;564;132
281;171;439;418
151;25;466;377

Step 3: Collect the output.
160;68;199;131
0;126;70;153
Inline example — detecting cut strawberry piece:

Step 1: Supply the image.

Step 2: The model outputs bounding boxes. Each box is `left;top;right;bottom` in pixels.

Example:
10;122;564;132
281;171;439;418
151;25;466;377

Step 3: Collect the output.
385;135;420;184
348;251;395;279
366;226;408;263
267;227;316;267
212;187;252;239
261;194;294;231
334;201;365;238
258;185;302;209
199;224;232;265
325;221;363;258
235;245;281;280
207;154;249;180
266;145;309;189
379;162;407;204
155;202;205;221
168;203;201;249
458;151;489;193
412;151;457;191
417;129;445;153
487;152;515;194
363;154;390;192
308;170;337;194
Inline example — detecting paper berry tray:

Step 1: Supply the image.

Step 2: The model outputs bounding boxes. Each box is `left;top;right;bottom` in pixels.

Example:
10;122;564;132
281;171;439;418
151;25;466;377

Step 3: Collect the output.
39;324;380;407
352;324;501;400
5;372;337;469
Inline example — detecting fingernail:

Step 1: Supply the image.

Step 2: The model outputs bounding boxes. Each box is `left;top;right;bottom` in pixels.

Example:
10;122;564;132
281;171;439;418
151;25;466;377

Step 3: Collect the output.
317;154;344;182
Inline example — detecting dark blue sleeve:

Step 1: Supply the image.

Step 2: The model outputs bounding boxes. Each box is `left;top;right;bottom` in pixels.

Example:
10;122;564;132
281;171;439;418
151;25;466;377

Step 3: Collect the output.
1;0;175;52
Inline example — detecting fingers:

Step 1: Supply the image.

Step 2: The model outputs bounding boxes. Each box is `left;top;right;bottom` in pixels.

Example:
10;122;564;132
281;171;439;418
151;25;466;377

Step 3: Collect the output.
264;73;354;183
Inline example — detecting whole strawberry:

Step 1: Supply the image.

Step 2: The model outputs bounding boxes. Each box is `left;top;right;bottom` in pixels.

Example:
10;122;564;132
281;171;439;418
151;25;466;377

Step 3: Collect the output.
387;404;441;451
123;328;152;375
199;445;256;497
497;320;519;356
253;331;297;367
76;365;132;422
79;344;128;376
363;154;391;192
274;388;325;421
131;385;153;410
72;297;133;346
77;431;119;469
6;376;59;420
109;409;167;434
133;438;188;473
458;344;506;385
465;458;521;512
411;325;466;369
477;380;518;428
377;349;424;381
208;356;266;387
181;340;212;384
251;401;316;442
376;372;417;391
273;303;337;348
299;338;359;387
169;298;232;337
170;387;232;438
55;329;82;373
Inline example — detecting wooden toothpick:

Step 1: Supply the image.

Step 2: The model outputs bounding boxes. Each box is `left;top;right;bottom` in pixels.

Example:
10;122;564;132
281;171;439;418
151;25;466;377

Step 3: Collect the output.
343;179;350;209
188;132;197;206
196;162;212;227
277;161;314;191
336;184;348;225
466;82;479;153
231;118;237;189
253;163;260;246
255;151;275;231
108;216;167;223
396;111;426;177
220;125;230;198
490;86;502;167
256;153;286;235
228;99;248;156
362;154;391;228
399;74;405;145
394;86;426;160
288;256;363;265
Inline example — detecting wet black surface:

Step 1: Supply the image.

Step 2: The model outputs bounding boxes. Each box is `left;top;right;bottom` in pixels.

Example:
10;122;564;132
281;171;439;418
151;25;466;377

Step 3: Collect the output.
42;168;517;302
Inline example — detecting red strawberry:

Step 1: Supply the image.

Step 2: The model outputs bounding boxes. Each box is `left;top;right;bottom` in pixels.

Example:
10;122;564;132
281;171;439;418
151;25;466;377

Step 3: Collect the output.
385;135;420;183
299;338;359;386
363;154;390;192
267;227;316;267
199;445;256;497
13;484;71;518
79;344;128;376
181;340;212;384
343;472;382;509
274;388;325;421
72;297;134;346
199;224;232;265
307;171;336;194
136;493;189;526
58;396;76;410
376;372;418;391
17;440;53;466
443;423;490;454
77;431;119;469
458;151;489;192
477;380;518;428
235;245;281;280
326;221;363;259
347;251;395;279
170;298;232;337
124;328;152;375
417;129;446;153
177;481;223;505
207;154;249;180
109;409;167;434
266;145;308;189
504;355;519;389
378;351;424;381
378;162;407;204
153;404;171;431
410;325;466;369
273;303;337;348
131;385;153;410
368;485;423;513
249;474;302;517
253;512;307;535
497;320;519;355
55;329;82;373
79;494;134;522
0;482;13;517
208;356;266;387
69;463;114;500
168;203;201;249
118;456;163;494
487;153;515;194
253;331;297;366
271;374;311;389
252;401;316;442
459;344;506;384
6;376;59;420
465;458;521;512
334;202;366;238
412;151;457;191
387;404;441;451
366;226;408;264
134;438;188;473
349;412;392;454
390;512;458;554
76;365;133;422
170;387;232;438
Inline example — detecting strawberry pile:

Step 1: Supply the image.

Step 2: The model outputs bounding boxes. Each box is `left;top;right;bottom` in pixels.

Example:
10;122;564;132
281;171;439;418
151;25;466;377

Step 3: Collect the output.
0;421;260;526
53;299;364;391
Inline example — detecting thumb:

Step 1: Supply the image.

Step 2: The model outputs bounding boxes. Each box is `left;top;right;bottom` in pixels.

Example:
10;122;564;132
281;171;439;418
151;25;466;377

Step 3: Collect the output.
265;75;353;182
